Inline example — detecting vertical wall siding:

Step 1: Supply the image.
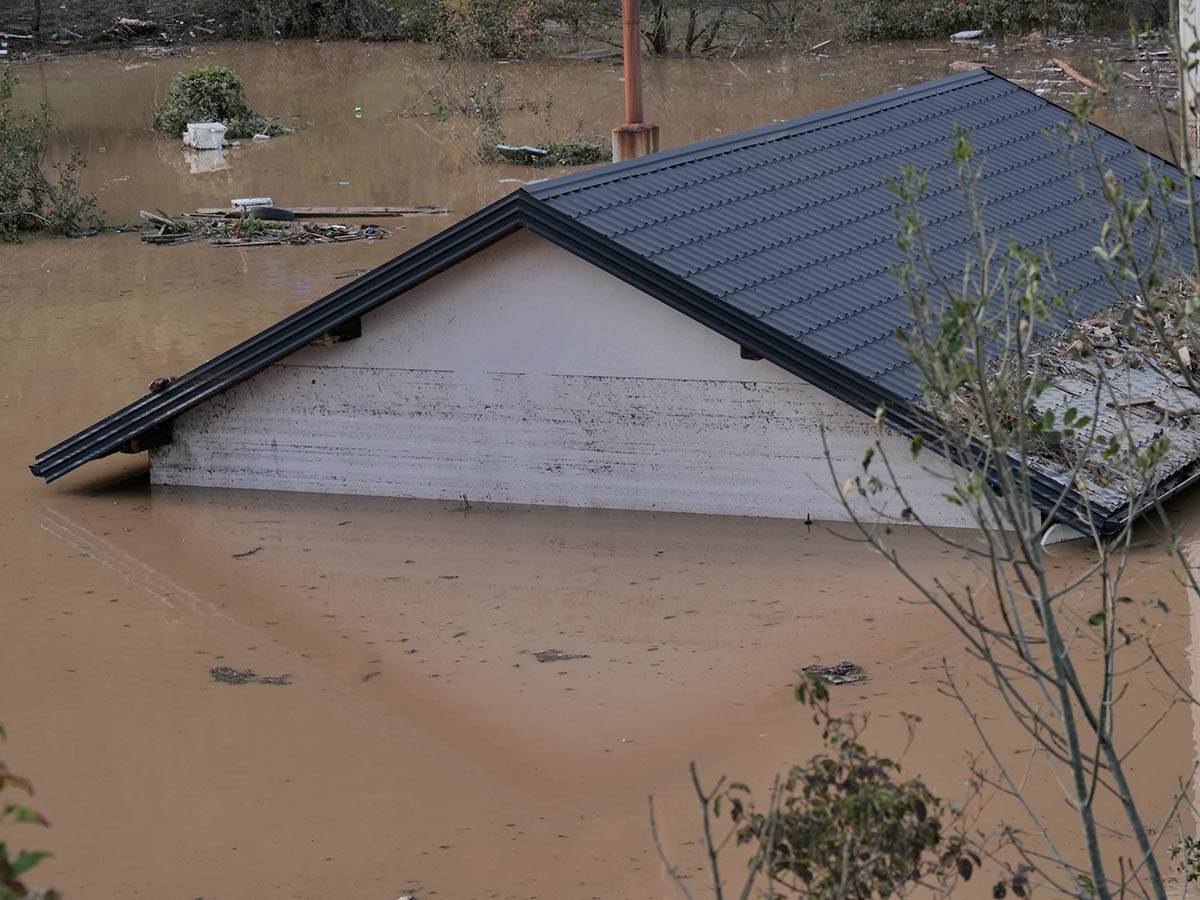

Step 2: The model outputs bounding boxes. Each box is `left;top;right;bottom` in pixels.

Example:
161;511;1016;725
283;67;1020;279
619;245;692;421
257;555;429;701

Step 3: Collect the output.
151;230;972;527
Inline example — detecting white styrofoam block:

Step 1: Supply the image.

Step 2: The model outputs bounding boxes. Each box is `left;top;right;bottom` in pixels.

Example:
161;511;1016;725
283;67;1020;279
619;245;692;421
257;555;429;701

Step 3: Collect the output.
183;122;227;150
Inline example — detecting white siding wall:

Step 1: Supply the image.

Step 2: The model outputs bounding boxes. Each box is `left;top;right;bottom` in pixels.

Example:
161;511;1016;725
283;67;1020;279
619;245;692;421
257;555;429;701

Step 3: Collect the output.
151;229;972;526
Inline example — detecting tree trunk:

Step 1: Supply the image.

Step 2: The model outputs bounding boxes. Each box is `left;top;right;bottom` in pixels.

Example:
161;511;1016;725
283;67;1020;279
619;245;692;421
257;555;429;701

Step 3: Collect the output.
32;0;42;41
643;0;670;54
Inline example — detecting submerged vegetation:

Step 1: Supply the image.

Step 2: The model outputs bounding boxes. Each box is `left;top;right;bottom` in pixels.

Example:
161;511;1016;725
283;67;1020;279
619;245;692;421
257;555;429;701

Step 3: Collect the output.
537;133;610;166
0;66;101;241
414;71;609;166
153;65;284;140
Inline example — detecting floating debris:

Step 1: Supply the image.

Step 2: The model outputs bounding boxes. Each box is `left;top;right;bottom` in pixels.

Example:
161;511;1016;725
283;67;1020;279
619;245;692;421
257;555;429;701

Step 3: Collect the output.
558;48;621;61
210;666;291;685
183;122;226;150
802;660;867;685
139;210;393;247
210;666;257;685
495;143;550;164
532;649;590;663
1050;57;1103;93
950;29;984;41
193;205;446;218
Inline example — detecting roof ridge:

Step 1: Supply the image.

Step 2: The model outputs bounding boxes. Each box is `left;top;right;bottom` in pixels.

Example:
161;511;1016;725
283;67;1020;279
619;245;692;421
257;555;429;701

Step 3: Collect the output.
527;68;998;200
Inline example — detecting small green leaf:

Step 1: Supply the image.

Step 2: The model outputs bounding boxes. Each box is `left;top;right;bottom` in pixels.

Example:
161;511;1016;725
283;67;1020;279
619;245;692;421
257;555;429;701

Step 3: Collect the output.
3;803;49;826
12;849;52;877
1088;611;1106;628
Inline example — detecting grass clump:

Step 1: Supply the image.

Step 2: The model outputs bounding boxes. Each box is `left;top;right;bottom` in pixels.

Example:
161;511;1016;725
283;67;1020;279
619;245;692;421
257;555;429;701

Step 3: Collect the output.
539;133;609;166
0;66;101;241
153;65;285;140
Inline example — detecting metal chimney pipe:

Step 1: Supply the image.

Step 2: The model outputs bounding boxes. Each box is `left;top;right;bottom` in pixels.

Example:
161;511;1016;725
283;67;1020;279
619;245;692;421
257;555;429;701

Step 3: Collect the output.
612;0;659;162
622;0;643;124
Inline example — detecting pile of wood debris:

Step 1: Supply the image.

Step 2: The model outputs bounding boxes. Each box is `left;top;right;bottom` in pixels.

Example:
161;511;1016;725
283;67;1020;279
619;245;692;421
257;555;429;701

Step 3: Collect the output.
1055;287;1199;376
1024;286;1200;501
139;210;393;248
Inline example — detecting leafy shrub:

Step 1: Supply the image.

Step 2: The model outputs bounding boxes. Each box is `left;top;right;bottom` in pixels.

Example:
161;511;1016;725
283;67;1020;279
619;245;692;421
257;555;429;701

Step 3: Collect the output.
153;65;284;140
0;66;101;241
718;675;978;898
0;722;60;900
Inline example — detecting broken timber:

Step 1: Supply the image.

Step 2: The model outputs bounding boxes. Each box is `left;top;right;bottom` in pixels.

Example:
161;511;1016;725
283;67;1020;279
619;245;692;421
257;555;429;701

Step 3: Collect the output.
1051;58;1105;93
193;206;448;219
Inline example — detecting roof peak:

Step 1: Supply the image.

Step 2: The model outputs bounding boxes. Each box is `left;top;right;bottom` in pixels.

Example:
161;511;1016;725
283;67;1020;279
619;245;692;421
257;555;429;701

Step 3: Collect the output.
527;68;999;200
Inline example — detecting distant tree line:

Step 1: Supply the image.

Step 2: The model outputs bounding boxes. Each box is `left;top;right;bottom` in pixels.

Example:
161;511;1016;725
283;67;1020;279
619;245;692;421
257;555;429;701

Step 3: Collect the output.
7;0;1170;55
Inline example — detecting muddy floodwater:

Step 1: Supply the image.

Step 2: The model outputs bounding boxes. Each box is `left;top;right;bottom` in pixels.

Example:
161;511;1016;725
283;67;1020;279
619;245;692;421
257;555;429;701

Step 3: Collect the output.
1;37;1198;899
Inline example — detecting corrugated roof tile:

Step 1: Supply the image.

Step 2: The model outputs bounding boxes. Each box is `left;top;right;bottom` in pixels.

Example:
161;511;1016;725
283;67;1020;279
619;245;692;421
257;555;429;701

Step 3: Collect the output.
536;71;1192;404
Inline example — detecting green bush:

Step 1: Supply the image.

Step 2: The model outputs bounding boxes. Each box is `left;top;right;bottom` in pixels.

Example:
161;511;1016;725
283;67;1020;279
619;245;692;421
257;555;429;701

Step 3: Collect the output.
718;676;978;898
153;65;284;140
0;66;101;241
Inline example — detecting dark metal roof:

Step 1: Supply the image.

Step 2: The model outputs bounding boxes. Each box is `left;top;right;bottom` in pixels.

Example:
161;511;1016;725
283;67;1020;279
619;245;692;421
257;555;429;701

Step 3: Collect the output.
31;69;1198;534
528;68;1194;401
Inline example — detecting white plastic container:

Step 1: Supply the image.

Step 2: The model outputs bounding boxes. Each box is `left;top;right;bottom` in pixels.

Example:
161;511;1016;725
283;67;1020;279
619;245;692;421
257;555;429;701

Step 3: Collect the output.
183;122;227;150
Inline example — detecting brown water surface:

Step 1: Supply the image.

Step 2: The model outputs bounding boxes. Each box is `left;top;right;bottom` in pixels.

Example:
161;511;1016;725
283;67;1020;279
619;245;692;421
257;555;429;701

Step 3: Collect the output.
1;37;1197;899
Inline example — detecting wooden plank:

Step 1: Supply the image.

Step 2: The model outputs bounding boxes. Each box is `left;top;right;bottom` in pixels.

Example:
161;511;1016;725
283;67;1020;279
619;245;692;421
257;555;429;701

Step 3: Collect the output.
194;206;448;219
1051;57;1105;93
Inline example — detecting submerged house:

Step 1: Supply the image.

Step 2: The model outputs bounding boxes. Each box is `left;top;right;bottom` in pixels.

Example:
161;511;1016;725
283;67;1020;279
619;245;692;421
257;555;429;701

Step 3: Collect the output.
31;69;1200;535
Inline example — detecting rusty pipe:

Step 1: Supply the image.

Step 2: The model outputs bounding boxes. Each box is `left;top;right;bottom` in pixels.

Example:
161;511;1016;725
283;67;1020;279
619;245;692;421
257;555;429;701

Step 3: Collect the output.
622;0;643;125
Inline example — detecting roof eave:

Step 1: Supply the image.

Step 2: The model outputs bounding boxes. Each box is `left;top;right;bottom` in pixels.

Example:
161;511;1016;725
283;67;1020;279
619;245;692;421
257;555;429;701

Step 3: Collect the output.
31;191;526;482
